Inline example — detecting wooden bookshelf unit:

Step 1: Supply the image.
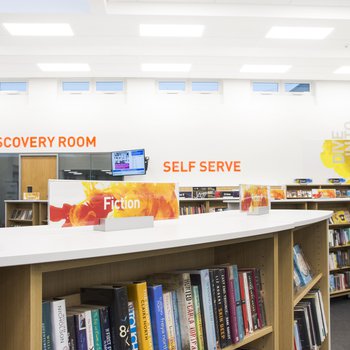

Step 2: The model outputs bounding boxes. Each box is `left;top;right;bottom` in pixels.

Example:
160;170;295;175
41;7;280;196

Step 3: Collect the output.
5;200;48;227
0;210;331;350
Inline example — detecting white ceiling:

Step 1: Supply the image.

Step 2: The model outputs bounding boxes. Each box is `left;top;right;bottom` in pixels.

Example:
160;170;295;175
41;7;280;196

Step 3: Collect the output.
2;0;350;79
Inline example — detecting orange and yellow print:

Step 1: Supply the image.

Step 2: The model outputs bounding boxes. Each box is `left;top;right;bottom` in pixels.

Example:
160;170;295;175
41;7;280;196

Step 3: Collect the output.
321;140;350;180
50;181;179;227
240;184;269;212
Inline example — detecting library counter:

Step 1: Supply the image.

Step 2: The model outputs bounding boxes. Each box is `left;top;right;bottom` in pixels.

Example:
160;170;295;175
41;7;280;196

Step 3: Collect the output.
0;209;331;267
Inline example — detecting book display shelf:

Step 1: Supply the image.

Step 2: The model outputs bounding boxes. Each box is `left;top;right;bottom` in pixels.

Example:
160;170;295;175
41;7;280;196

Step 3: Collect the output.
5;200;48;227
179;186;239;215
272;184;350;299
0;210;330;350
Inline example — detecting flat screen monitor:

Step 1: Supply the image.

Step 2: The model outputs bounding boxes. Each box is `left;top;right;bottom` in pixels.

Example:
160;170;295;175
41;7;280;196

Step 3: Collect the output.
111;149;146;176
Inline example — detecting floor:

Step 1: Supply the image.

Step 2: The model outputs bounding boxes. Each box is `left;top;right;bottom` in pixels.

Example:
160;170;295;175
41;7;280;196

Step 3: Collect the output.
330;297;350;350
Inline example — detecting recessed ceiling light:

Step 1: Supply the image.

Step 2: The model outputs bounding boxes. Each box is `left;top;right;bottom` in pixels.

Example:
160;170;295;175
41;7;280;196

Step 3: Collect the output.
140;24;204;37
334;66;350;74
3;23;74;36
141;63;192;72
266;26;333;40
37;63;91;72
240;64;291;73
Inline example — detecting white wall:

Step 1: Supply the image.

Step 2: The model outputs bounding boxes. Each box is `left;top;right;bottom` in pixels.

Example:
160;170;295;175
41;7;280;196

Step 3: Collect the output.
0;78;348;185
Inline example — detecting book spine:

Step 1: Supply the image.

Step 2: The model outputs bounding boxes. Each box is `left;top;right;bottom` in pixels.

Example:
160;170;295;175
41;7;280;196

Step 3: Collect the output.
209;270;220;349
84;310;94;350
213;269;227;348
171;290;182;350
163;292;177;350
199;270;217;350
75;313;88;350
91;309;103;350
224;266;239;343
254;268;266;328
67;315;77;350
243;272;253;333
99;307;112;350
232;265;244;341
128;302;139;350
50;299;69;350
192;286;205;350
42;301;53;350
219;268;232;346
238;273;249;335
182;273;198;350
127;282;153;350
114;287;132;350
148;285;168;350
246;271;259;331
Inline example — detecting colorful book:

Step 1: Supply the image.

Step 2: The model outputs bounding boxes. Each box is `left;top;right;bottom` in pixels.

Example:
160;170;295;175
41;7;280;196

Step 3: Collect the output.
293;245;312;286
209;269;220;348
222;265;239;343
148;273;198;350
163;291;177;350
67;309;87;350
66;313;77;350
42;300;53;350
128;302;139;350
238;273;249;335
148;284;168;350
171;290;182;350
50;298;69;350
232;265;244;341
189;269;217;350
192;285;205;350
218;268;232;346
123;281;153;350
98;306;112;350
80;286;131;350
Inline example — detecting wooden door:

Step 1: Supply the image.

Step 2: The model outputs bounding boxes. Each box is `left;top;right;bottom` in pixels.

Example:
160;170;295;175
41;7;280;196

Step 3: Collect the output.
20;155;57;200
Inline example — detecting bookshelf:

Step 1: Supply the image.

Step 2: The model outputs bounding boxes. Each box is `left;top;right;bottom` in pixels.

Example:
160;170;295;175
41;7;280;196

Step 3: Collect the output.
5;200;48;227
179;186;239;214
0;210;330;350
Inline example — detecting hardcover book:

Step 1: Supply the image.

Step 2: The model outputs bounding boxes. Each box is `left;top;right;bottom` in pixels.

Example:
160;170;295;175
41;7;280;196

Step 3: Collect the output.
80;286;131;350
148;284;168;350
122;281;154;350
50;298;69;350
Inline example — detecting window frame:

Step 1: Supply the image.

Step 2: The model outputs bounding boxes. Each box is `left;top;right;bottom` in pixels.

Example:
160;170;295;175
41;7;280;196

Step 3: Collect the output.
60;79;91;94
94;79;126;94
283;82;312;95
251;81;280;95
0;80;28;95
191;80;221;94
157;80;187;94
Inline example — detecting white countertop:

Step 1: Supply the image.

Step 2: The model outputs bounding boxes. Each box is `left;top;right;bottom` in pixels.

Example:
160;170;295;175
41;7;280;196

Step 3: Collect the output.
224;198;350;203
0;210;332;268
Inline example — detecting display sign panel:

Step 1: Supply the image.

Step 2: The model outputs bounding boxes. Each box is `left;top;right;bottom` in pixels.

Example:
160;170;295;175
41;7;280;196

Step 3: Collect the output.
49;180;179;227
240;184;270;215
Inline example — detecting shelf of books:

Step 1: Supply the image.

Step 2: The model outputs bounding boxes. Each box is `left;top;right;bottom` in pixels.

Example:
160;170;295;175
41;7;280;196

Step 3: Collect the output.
5;200;48;227
179;186;239;215
279;220;329;350
0;211;331;350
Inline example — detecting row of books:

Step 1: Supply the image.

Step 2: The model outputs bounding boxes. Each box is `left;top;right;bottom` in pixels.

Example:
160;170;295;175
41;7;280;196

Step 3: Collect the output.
329;210;350;225
330;272;350;293
294;289;328;350
180;205;206;215
179;187;239;199
293;244;313;290
287;190;312;199
10;208;33;220
329;250;350;270
42;265;267;350
329;228;350;247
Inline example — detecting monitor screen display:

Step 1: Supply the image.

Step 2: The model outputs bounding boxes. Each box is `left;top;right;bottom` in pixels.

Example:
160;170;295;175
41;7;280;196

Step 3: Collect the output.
111;149;146;176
